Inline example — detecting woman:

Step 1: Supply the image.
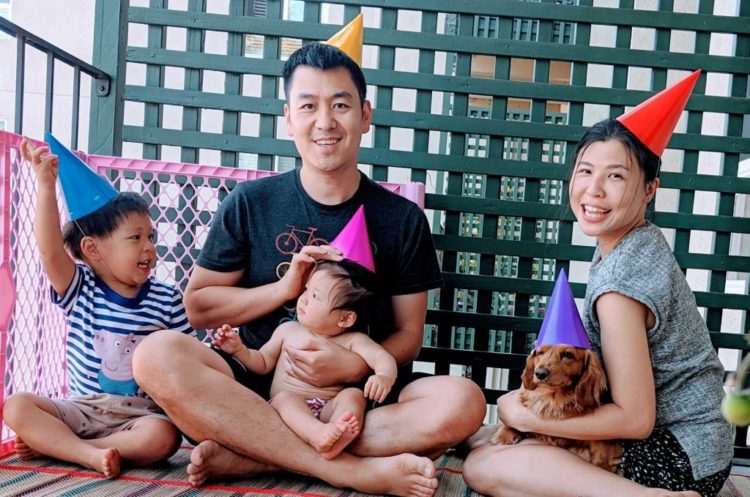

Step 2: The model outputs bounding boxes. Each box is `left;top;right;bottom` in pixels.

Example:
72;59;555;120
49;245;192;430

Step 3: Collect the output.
463;70;732;497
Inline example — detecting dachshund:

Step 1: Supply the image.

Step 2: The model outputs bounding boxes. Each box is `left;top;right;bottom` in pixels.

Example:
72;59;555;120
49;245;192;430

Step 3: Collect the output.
490;344;622;473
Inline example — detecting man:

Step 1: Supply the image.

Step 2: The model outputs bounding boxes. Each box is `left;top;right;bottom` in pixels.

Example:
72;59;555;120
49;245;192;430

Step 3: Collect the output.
133;14;485;497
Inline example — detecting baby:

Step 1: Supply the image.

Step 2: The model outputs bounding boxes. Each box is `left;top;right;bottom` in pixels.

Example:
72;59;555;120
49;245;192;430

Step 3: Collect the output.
213;257;396;459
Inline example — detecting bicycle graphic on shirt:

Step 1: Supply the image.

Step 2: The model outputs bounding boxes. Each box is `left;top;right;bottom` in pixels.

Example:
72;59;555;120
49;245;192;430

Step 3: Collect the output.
274;225;329;279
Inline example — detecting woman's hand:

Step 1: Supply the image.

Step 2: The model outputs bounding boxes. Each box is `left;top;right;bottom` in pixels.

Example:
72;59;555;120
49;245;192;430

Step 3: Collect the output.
496;389;535;432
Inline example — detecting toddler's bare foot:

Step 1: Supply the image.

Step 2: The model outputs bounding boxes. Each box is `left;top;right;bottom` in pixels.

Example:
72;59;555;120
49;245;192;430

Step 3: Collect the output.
13;437;40;460
321;411;361;460
188;440;274;487
310;420;344;454
87;447;120;478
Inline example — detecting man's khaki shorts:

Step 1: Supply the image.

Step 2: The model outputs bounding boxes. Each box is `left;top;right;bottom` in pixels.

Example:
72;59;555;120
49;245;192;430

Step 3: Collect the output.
50;393;171;439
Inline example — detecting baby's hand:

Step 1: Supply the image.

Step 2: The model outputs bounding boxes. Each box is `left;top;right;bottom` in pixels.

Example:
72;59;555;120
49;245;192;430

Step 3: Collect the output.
363;374;395;403
211;324;243;355
20;138;58;188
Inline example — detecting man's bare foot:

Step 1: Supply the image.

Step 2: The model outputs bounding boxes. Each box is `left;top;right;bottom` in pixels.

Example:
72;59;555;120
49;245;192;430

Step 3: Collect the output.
13;437;40;460
321;411;361;460
84;447;120;478
342;453;438;497
188;440;274;487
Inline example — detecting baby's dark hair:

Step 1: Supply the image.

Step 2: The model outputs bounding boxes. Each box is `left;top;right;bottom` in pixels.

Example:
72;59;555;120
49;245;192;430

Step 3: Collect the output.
571;118;661;185
311;259;378;332
62;192;150;260
282;41;367;106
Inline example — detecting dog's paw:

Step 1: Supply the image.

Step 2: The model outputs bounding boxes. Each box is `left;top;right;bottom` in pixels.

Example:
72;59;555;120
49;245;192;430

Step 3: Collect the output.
490;426;522;445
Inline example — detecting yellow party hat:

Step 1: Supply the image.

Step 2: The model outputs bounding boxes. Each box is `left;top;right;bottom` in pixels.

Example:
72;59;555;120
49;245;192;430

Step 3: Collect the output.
324;13;363;67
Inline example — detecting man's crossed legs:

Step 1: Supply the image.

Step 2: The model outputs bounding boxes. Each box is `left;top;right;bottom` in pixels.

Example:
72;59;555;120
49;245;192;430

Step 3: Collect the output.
133;331;486;497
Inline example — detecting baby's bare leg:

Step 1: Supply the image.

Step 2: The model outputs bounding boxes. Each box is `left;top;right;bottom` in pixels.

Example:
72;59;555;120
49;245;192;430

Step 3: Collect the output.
2;392;121;478
270;391;343;453
318;387;365;459
86;417;181;466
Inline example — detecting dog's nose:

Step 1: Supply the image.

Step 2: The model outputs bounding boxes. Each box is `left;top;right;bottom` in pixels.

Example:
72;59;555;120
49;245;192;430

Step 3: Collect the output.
535;368;550;380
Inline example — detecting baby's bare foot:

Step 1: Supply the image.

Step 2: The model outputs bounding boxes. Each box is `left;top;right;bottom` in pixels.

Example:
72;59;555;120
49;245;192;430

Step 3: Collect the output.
188;440;273;487
13;437;40;460
310;419;344;453
321;411;361;460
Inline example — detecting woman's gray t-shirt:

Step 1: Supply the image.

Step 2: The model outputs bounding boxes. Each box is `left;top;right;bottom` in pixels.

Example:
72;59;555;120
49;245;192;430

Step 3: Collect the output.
583;222;732;480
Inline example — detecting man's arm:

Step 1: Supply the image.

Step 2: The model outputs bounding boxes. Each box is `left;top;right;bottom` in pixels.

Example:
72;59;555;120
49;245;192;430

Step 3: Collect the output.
378;291;428;366
185;245;338;330
184;266;291;330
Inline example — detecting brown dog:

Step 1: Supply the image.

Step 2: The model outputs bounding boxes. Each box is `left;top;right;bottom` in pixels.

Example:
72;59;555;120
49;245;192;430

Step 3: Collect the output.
491;344;622;472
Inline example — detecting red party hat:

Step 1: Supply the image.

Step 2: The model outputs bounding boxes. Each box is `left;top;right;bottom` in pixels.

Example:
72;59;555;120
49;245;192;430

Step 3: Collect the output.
617;69;701;156
330;205;375;273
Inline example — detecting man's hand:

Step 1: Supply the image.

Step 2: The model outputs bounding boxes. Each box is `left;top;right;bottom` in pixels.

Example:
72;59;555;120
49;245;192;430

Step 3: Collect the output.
277;245;343;301
21;138;58;189
284;338;366;388
211;324;244;355
363;373;395;403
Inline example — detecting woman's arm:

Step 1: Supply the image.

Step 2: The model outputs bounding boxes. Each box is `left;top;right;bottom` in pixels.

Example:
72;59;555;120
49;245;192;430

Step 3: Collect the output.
499;291;656;441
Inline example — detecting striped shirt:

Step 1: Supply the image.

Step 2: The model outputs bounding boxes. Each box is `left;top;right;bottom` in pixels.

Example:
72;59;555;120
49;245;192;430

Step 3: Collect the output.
53;264;194;397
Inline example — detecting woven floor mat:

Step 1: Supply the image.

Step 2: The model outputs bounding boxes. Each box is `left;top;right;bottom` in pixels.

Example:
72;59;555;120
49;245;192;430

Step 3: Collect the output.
0;447;746;496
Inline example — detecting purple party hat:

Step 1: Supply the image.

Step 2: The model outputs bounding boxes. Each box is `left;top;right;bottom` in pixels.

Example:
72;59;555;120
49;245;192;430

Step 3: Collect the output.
536;269;591;349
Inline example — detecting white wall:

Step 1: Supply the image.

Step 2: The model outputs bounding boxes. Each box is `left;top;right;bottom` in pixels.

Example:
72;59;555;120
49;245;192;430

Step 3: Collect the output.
0;1;95;147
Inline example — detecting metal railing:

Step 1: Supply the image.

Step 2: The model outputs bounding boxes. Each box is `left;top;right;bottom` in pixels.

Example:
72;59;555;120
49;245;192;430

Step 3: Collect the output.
0;17;110;149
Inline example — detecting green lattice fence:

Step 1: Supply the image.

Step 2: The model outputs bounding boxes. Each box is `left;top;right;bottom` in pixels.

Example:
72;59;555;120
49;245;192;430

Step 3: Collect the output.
89;0;750;458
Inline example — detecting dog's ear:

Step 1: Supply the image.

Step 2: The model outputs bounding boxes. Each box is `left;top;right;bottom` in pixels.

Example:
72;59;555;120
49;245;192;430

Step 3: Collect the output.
522;349;537;390
575;350;608;408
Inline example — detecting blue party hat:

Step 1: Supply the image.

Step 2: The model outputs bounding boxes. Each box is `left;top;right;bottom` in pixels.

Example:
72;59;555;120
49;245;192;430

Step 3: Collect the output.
536;269;591;349
45;133;118;220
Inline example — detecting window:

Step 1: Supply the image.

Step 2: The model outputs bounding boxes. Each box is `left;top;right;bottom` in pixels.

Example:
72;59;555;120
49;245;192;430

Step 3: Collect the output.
0;0;10;18
0;0;10;40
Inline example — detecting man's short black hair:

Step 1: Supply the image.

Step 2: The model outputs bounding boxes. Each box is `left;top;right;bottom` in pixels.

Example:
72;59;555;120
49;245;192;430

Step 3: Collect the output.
282;41;367;106
62;192;150;260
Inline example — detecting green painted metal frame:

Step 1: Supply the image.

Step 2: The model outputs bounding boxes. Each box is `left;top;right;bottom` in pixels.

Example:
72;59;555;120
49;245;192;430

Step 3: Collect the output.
90;0;750;457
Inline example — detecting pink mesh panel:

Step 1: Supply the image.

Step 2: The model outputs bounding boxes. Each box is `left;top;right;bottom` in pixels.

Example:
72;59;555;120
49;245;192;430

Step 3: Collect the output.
0;130;425;454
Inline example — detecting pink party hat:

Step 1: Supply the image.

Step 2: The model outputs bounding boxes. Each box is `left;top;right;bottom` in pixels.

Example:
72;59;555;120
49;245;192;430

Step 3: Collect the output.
331;205;375;273
536;269;590;349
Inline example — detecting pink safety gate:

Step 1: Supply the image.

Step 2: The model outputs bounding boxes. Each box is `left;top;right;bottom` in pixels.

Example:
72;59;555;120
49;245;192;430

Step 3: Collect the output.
0;130;425;455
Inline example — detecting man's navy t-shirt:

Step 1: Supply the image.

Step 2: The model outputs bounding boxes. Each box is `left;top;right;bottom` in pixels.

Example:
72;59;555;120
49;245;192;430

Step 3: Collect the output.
197;168;442;349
